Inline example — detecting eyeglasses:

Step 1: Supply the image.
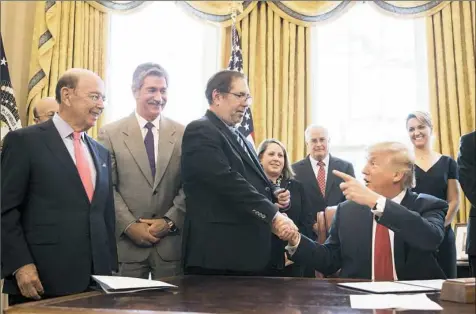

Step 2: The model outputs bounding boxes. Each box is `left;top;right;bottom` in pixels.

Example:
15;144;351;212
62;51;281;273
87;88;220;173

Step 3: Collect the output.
37;111;57;119
224;92;253;105
87;93;106;102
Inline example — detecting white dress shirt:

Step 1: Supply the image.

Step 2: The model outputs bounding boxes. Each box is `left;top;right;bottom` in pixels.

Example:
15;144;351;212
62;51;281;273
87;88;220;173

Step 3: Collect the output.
52;114;96;188
135;111;160;165
286;189;408;281
309;154;330;188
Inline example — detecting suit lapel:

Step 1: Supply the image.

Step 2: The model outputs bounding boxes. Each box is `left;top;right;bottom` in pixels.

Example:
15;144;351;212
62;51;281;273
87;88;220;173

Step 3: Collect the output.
206;111;269;184
302;157;321;196
325;155;337;202
41;120;87;197
153;117;175;191
122;114;153;187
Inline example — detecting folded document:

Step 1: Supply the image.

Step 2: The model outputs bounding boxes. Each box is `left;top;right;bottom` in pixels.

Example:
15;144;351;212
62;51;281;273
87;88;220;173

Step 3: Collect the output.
350;293;443;310
338;280;444;294
92;275;177;294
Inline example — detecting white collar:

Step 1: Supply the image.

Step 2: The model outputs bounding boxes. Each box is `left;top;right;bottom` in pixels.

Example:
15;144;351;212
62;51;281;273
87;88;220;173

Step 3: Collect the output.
309;153;330;166
135;111;160;130
391;189;407;205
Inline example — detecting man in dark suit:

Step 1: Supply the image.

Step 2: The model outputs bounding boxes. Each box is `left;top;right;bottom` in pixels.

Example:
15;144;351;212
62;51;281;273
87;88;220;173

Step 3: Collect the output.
181;70;296;275
283;142;447;280
458;131;476;276
1;68;117;305
292;125;354;225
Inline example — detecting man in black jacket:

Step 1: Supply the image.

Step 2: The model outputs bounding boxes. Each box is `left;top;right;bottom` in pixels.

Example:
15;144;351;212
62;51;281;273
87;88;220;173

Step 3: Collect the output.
458;131;476;276
1;68;117;305
181;70;295;275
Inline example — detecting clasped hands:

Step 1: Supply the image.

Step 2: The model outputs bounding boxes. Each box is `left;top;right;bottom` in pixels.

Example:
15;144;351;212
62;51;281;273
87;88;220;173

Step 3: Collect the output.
125;218;171;247
272;213;301;246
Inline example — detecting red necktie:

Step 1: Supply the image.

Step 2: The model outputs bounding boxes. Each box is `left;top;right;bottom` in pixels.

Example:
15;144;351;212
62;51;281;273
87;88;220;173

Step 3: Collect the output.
73;132;94;202
316;161;326;197
374;223;394;281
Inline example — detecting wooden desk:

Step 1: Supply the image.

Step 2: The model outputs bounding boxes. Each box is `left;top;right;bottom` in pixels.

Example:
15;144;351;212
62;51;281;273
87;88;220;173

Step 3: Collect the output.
5;276;475;314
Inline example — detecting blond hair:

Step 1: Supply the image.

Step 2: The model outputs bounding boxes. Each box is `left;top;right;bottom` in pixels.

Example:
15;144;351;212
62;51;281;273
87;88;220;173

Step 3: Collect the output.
367;142;416;189
406;111;433;130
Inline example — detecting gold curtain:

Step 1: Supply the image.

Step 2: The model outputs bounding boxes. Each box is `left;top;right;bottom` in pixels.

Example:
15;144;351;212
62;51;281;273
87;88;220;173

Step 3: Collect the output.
426;1;476;223
221;2;311;162
26;1;108;138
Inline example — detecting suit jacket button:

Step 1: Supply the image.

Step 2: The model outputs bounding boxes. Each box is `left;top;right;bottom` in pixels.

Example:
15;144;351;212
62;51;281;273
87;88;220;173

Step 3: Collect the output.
153;191;157;195
265;187;270;192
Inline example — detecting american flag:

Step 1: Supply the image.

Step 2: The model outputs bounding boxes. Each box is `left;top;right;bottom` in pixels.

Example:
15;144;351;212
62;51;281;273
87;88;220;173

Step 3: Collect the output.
1;33;21;143
227;22;255;147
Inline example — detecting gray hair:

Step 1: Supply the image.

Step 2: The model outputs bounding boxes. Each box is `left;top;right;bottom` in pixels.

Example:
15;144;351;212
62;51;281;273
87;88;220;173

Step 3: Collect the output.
132;62;169;92
304;124;329;142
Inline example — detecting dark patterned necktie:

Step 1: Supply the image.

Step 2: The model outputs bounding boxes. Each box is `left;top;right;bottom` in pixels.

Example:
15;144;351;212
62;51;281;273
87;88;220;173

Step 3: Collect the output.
144;122;156;178
235;129;251;158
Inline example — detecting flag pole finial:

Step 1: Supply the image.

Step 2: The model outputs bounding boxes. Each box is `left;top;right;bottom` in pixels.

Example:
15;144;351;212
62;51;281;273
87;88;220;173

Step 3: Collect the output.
229;1;243;23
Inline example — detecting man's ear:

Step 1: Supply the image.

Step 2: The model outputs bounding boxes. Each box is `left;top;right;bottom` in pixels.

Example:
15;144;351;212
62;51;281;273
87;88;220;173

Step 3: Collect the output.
212;89;221;104
61;87;72;106
393;170;405;184
132;87;139;100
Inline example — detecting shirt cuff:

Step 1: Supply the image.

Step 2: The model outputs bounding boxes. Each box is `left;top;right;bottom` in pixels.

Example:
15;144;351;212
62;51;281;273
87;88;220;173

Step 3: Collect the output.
123;219;138;234
285;234;301;256
370;196;386;217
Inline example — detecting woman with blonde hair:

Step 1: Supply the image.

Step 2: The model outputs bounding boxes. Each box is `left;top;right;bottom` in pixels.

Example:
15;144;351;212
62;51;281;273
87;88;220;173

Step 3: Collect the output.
406;111;460;278
256;139;314;277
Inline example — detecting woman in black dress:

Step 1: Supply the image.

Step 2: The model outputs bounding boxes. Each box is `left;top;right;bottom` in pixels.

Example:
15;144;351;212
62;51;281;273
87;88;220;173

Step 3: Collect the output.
256;139;314;277
406;111;460;278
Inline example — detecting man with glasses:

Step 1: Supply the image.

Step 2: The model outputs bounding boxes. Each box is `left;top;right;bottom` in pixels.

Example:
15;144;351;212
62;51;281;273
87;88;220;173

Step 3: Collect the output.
181;70;296;276
32;97;59;124
2;68;117;304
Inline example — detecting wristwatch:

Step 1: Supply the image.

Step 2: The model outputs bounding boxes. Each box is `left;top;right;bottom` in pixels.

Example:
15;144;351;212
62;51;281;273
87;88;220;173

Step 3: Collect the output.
163;217;177;233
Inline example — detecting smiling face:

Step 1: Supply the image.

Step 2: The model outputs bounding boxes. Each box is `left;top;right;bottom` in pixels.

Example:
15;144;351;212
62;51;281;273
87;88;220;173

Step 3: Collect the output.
61;72;105;132
260;142;285;178
306;127;329;161
134;75;167;122
407;117;432;149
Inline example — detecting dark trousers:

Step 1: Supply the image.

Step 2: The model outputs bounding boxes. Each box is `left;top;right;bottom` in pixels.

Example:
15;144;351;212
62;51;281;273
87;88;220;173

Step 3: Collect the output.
470;255;476;277
185;266;268;276
436;226;457;278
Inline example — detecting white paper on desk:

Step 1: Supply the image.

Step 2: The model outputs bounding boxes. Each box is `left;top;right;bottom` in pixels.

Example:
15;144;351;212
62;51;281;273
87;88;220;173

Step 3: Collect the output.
350;294;443;310
92;275;177;294
397;279;445;291
338;281;438;293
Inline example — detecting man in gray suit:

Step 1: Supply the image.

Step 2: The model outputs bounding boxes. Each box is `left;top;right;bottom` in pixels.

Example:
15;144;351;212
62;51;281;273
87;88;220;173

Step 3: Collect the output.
99;63;185;279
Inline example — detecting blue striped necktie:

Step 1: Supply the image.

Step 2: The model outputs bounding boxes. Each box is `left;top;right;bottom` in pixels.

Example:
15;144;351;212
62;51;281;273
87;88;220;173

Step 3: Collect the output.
234;129;251;158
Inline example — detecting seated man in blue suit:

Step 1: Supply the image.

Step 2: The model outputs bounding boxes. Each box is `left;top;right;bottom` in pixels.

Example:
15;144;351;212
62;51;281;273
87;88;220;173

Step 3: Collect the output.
283;142;447;280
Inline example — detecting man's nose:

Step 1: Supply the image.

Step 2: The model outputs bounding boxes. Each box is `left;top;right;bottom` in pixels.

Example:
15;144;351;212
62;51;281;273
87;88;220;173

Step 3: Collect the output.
154;94;163;103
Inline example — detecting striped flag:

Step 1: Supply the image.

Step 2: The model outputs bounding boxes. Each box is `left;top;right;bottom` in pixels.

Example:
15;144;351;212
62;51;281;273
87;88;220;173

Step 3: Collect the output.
227;23;255;147
1;33;21;143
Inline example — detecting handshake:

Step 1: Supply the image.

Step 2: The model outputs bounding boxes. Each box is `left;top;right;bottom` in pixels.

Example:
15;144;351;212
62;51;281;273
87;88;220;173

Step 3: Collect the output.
272;212;301;246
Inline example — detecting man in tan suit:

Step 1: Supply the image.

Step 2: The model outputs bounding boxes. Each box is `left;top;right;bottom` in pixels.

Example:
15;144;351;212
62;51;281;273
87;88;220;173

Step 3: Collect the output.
99;63;185;279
